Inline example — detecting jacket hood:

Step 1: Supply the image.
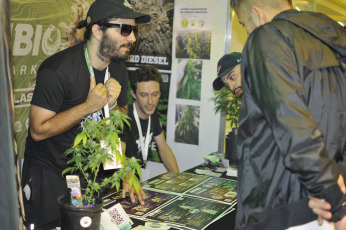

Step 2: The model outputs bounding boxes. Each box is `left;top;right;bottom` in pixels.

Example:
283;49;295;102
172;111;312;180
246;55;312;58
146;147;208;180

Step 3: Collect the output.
274;10;346;58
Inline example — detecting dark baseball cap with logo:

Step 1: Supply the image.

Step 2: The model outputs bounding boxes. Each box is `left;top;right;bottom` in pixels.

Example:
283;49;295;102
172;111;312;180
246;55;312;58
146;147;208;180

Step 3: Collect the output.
213;52;242;91
78;0;151;28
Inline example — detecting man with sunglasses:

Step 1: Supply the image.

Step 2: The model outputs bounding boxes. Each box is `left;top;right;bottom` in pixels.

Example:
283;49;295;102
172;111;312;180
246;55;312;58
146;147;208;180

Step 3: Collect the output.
21;0;150;228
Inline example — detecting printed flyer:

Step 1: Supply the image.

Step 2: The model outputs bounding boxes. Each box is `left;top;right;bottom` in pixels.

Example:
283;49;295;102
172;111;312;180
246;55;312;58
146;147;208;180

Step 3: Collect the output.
145;196;233;230
185;177;237;204
141;172;210;194
103;189;178;218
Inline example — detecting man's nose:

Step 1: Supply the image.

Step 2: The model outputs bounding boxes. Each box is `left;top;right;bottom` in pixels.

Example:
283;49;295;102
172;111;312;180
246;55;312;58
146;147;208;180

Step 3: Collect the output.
229;83;235;91
127;31;136;43
148;95;153;104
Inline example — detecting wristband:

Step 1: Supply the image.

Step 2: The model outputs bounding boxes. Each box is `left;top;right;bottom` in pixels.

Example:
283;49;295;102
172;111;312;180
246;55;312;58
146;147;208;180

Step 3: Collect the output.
109;101;117;110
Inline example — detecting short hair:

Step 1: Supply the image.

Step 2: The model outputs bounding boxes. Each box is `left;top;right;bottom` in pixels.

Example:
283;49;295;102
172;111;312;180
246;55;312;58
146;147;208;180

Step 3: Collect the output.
230;0;293;11
129;65;163;93
229;0;242;11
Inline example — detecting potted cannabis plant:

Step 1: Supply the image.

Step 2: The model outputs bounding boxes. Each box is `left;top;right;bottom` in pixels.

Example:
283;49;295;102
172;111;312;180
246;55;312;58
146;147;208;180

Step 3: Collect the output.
58;110;141;230
211;87;241;166
211;87;241;129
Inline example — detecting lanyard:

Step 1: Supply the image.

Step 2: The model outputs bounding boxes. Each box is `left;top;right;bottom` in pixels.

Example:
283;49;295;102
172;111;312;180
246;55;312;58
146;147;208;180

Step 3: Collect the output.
84;45;110;118
133;103;151;163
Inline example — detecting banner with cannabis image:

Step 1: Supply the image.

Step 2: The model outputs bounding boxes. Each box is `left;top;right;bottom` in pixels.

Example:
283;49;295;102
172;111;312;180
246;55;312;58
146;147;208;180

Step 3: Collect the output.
126;0;175;70
176;59;202;101
174;105;200;145
10;0;93;159
174;5;212;60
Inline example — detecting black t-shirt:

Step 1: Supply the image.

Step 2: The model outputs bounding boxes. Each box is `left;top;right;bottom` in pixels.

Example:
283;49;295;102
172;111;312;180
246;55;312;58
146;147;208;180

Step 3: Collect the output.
25;42;128;173
121;104;162;165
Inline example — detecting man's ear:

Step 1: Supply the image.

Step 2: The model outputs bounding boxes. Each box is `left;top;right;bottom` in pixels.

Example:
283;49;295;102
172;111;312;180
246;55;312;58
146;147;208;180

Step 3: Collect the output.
131;89;137;99
251;6;267;26
91;24;102;40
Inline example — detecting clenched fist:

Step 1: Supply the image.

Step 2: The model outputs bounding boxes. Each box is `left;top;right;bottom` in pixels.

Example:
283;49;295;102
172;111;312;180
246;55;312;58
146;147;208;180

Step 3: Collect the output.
85;76;108;113
104;72;122;109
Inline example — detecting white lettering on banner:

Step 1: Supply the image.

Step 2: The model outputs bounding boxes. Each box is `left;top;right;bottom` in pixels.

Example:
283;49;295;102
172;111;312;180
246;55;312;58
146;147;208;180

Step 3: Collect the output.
20;65;27;75
33;25;42;56
140;56;169;65
15;92;33;104
42;25;61;55
12;23;61;56
13;24;34;56
30;65;38;75
16;65;39;75
128;55;140;63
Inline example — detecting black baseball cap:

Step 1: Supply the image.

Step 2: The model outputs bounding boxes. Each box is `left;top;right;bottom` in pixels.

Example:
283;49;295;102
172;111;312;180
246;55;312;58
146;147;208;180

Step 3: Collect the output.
213;52;242;91
78;0;151;28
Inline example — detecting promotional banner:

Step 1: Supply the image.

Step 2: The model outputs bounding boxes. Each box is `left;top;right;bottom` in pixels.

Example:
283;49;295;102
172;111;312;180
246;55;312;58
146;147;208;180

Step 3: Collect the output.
166;0;231;171
126;0;174;70
10;0;93;159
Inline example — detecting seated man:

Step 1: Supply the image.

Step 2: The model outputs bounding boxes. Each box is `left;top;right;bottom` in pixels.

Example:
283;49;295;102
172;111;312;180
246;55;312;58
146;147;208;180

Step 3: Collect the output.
212;52;242;96
121;65;179;203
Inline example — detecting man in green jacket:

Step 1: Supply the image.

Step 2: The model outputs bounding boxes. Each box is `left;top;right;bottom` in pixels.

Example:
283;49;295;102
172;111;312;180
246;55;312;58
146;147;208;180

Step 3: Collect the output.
230;0;346;229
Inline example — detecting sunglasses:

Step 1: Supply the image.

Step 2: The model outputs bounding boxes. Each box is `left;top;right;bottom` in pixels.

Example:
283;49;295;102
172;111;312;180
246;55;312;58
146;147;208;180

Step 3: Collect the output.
98;23;138;37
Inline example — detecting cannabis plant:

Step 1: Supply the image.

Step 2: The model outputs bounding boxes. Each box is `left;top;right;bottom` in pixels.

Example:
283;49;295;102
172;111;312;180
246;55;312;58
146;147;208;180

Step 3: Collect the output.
176;31;211;59
176;60;202;100
211;87;241;128
62;110;142;206
175;105;199;145
185;31;211;59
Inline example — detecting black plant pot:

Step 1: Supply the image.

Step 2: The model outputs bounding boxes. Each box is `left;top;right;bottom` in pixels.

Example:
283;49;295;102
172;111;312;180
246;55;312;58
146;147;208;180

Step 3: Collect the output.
58;195;103;230
226;128;238;167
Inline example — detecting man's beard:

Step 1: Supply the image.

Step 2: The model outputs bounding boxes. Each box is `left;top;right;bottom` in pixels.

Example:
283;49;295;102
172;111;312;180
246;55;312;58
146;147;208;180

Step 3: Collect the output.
233;86;243;96
99;33;131;62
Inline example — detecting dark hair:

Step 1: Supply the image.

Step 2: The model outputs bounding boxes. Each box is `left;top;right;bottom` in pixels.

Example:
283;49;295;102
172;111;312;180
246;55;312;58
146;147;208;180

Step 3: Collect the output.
82;17;115;41
230;0;240;10
129;65;163;93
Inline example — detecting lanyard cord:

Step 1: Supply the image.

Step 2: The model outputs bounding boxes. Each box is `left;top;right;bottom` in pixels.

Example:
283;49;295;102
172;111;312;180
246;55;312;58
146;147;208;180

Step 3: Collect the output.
84;45;110;117
133;103;151;163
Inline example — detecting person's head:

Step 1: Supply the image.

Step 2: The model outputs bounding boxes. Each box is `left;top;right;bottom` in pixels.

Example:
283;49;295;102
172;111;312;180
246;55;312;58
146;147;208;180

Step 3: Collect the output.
213;52;243;96
130;66;163;119
78;0;151;62
230;0;292;35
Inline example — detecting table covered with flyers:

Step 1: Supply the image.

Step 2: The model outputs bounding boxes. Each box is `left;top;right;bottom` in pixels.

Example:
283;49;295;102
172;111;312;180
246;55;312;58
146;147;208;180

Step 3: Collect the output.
101;165;237;230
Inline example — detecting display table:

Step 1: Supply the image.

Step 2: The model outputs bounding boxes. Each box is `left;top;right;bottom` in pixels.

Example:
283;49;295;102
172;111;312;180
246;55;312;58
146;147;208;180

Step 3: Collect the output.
37;164;237;230
103;164;237;230
183;164;237;229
